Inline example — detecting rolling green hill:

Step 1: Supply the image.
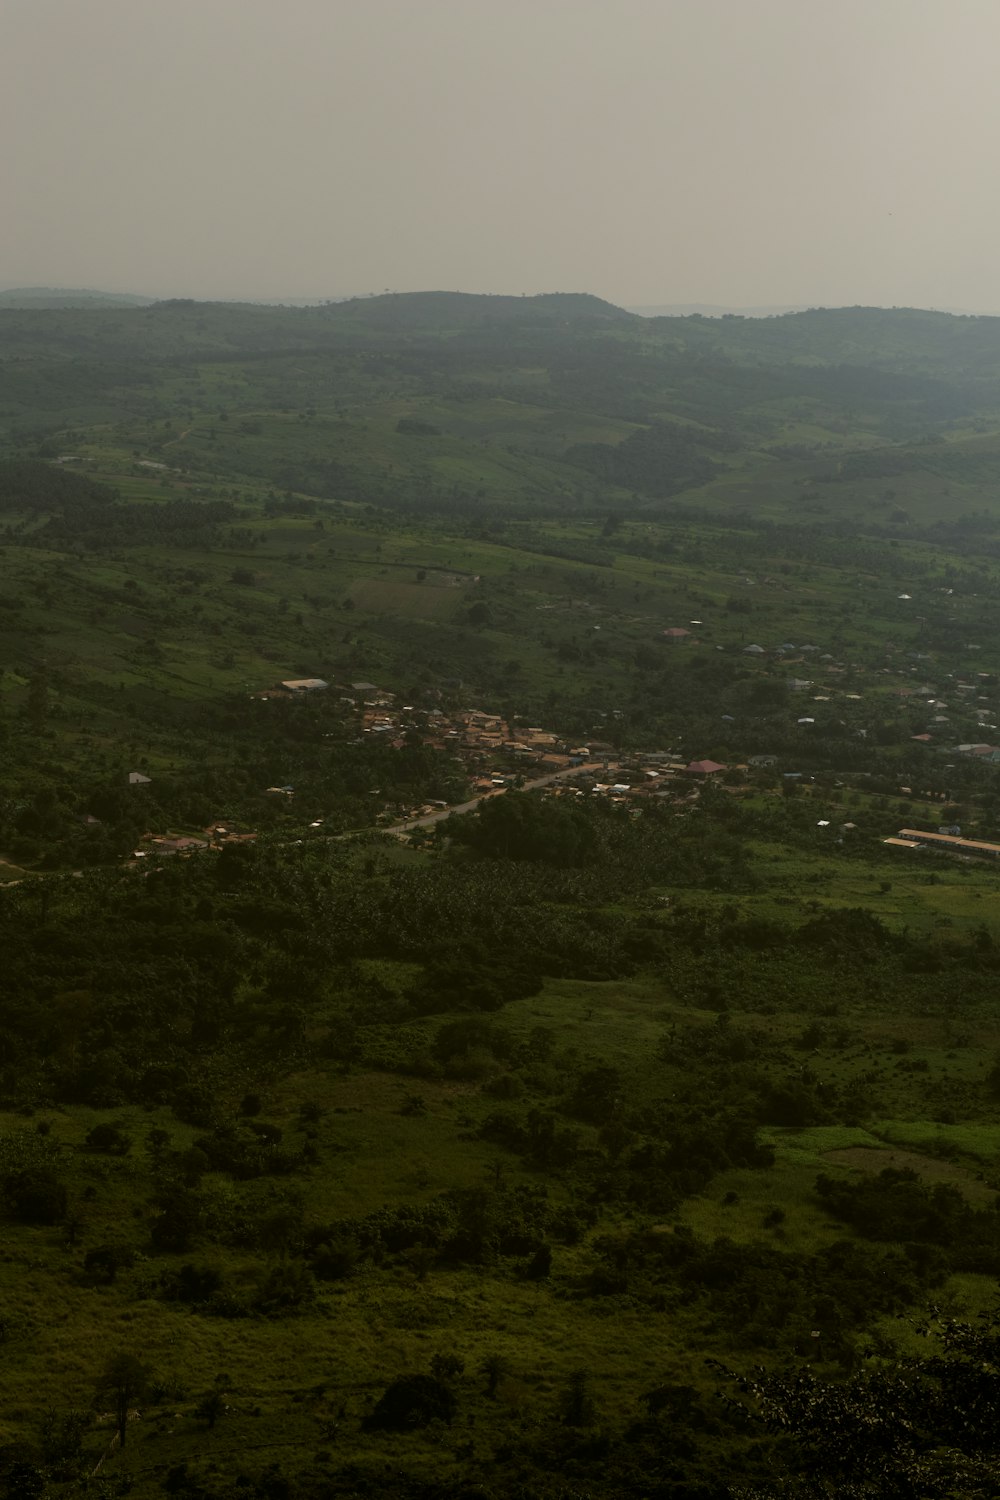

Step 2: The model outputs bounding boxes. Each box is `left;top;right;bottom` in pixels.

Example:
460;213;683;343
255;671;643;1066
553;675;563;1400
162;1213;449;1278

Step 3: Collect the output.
8;292;1000;528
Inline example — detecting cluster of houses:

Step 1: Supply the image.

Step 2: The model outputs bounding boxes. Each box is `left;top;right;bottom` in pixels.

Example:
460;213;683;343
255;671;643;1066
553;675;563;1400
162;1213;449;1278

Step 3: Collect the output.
352;695;737;795
130;825;257;862
246;650;1000;840
265;677;744;819
951;742;1000;765
662;627;833;663
665;619;1000;751
104;569;1000;867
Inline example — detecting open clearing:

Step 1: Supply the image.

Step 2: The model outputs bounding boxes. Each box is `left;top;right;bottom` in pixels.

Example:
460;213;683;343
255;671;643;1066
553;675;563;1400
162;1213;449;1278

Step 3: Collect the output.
822;1145;997;1202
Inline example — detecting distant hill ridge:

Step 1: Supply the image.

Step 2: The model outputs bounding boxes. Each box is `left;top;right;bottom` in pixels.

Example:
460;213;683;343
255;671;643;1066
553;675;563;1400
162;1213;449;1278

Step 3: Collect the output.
0;286;154;308
6;291;1000;377
317;289;634;329
630;302;816;318
8;289;1000;530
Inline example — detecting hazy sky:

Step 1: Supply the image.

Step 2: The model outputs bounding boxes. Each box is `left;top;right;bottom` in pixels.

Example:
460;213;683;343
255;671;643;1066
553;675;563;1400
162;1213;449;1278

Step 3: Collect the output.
4;0;1000;309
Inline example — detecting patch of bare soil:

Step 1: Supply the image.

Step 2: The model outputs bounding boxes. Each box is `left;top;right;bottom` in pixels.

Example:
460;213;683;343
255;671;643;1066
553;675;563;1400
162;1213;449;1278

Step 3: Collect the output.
823;1146;996;1203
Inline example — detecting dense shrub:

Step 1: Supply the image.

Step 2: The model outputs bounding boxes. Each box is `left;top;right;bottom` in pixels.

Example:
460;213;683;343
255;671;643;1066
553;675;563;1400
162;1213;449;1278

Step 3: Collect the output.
368;1374;456;1430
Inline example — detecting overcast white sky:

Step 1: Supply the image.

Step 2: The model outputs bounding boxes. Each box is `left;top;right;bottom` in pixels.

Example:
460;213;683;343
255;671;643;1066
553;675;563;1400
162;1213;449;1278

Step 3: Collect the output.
3;0;1000;309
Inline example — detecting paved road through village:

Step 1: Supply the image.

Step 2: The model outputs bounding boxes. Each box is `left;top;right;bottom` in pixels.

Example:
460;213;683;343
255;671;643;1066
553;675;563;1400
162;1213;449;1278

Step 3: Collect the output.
386;761;615;834
0;765;619;886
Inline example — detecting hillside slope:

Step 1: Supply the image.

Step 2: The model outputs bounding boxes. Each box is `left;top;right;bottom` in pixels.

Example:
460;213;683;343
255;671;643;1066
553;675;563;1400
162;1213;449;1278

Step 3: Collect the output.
6;294;1000;524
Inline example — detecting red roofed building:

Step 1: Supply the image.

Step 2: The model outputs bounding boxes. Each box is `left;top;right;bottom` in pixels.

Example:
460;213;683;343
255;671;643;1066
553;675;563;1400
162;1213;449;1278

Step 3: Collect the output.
684;759;727;775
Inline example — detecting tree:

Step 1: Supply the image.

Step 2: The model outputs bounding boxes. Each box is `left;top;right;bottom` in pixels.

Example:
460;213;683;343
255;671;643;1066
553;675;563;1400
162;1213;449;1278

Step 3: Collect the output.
430;1351;465;1383
149;1186;202;1253
25;666;49;732
562;1369;595;1427
194;1387;227;1430
84;1122;131;1155
84;1245;136;1284
39;1408;89;1469
986;1049;1000;1099
4;1168;66;1225
144;1127;171;1162
255;1261;315;1315
0;1453;45;1500
479;1353;511;1398
368;1374;456;1430
714;1305;1000;1496
94;1352;152;1450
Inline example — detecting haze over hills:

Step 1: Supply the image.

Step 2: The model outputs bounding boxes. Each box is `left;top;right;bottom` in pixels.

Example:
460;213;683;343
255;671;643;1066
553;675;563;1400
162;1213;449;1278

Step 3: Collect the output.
9;284;1000;320
8;281;1000;326
7;290;1000;529
628;303;817;318
629;302;1000;318
0;285;156;308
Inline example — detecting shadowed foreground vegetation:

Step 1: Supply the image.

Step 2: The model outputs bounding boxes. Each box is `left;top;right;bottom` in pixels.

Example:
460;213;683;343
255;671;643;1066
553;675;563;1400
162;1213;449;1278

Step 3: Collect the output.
2;797;1000;1496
